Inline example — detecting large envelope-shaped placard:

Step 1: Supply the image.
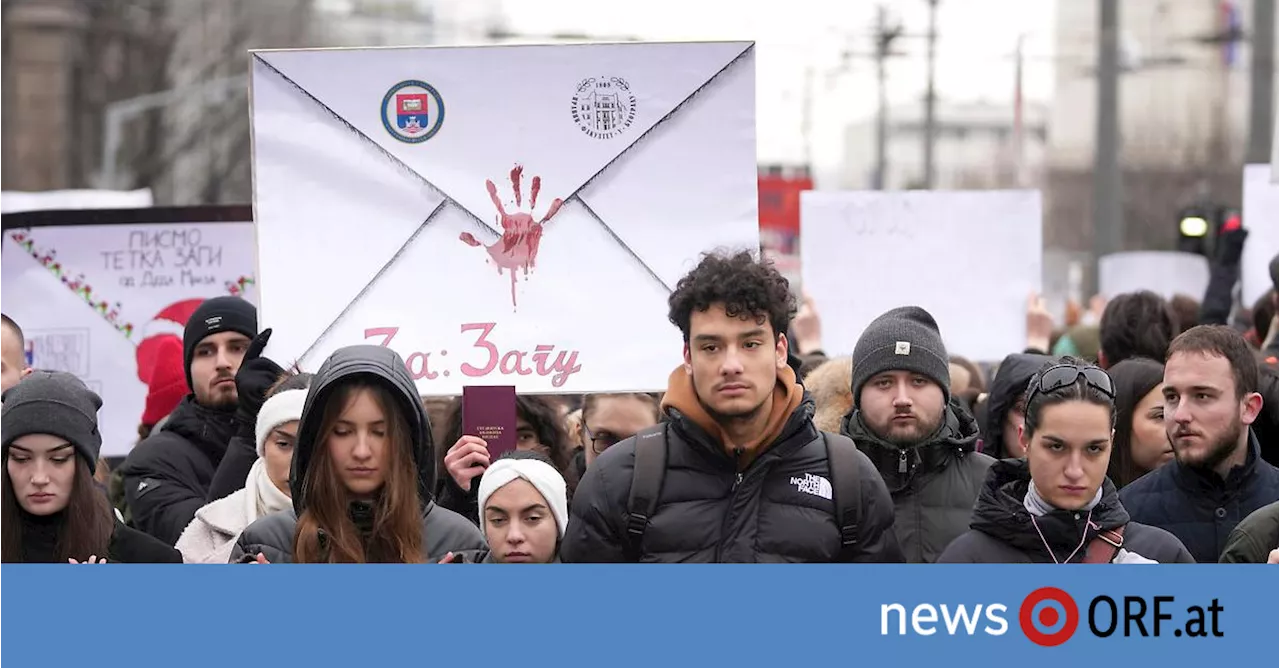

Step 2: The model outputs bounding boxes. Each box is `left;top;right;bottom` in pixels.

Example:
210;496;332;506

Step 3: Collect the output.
251;42;758;392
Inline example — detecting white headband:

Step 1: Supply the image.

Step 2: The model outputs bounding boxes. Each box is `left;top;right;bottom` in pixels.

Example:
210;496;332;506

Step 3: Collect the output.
476;458;569;538
255;389;308;458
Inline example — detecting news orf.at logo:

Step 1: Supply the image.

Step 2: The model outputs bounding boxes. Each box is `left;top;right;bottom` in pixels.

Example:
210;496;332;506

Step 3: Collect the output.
880;589;1225;645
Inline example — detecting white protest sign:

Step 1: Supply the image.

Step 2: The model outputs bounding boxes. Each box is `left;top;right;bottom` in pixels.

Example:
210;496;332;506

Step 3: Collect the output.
251;42;759;393
1;208;257;457
1098;251;1209;302
801;190;1042;362
1242;164;1279;306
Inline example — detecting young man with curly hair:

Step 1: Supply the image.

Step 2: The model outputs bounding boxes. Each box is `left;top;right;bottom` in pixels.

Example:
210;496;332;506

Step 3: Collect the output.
561;251;901;562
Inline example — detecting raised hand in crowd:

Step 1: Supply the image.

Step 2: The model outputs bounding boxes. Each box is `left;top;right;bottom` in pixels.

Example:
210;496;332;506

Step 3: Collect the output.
444;435;491;493
1025;292;1055;354
207;327;289;503
69;556;108;564
792;291;823;356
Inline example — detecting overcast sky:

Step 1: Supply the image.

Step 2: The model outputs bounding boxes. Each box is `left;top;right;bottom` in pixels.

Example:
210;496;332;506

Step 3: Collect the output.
499;0;1058;171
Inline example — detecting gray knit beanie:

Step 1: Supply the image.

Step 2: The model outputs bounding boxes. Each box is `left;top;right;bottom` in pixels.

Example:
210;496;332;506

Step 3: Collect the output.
2;371;103;473
851;306;951;408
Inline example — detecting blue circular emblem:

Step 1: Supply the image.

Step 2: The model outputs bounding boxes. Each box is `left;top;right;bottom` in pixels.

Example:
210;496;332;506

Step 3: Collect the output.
381;80;445;143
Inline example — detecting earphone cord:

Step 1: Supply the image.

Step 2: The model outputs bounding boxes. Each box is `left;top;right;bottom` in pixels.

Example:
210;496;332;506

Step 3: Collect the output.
1030;510;1094;564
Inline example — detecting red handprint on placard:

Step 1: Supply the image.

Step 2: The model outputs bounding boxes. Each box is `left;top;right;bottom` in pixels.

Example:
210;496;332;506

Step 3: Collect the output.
459;165;564;308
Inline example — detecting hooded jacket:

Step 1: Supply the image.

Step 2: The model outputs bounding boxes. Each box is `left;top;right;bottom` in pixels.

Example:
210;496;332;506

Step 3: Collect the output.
841;397;995;563
560;365;902;563
983;353;1052;459
119;396;240;545
938;459;1194;563
1119;430;1279;564
230;346;483;562
1218;501;1279;563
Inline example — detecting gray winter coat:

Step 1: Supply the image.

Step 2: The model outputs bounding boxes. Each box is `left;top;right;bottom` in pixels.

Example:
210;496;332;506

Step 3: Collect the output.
841;397;995;563
229;345;484;562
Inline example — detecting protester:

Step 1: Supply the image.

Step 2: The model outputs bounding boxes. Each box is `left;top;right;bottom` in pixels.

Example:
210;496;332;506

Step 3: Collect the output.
0;314;32;395
1218;501;1279;564
117;297;257;544
110;338;190;524
1052;324;1101;363
982;353;1053;459
437;394;575;524
176;373;310;563
1170;294;1200;335
804;355;853;433
443;451;568;564
562;251;900;562
2;371;180;563
1098;291;1178;369
938;358;1193;563
949;355;985;394
231;345;483;563
578;393;660;469
1248;293;1276;349
205;330;289;504
839;306;994;563
1107;357;1172;489
138;338;190;443
1119;326;1280;563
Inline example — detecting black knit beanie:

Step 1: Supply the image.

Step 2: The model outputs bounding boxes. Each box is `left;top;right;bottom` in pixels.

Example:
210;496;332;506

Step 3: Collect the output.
851;306;951;408
183;296;258;389
2;371;103;473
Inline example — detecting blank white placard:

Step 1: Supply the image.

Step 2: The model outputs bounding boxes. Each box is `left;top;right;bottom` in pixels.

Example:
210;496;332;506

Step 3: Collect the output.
801;190;1042;362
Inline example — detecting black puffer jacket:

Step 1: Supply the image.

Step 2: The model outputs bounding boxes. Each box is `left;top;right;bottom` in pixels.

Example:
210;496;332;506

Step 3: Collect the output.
231;345;483;562
841;397;995;563
560;397;902;563
983;353;1052;459
938;459;1194;563
1119;430;1279;564
118;396;239;545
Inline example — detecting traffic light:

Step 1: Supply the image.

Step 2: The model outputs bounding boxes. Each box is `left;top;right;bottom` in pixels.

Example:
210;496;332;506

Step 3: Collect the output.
1177;205;1212;255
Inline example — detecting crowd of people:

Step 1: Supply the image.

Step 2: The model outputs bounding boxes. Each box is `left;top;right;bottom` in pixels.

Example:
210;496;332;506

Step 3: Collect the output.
2;223;1278;565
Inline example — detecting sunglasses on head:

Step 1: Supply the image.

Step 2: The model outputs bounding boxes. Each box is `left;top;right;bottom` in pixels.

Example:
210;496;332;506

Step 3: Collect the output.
1026;363;1116;405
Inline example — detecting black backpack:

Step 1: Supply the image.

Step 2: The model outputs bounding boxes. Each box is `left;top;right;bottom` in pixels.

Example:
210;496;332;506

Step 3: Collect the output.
622;423;864;562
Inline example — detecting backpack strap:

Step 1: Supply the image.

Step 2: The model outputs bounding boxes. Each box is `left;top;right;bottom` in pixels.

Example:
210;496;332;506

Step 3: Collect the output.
824;432;863;562
624;423;669;562
1083;524;1126;564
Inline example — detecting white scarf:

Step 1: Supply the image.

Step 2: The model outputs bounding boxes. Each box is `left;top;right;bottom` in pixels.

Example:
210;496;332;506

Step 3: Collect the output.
1023;480;1102;517
246;457;292;526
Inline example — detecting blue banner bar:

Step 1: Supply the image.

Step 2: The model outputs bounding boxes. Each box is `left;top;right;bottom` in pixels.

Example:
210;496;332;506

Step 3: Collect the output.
3;565;1275;667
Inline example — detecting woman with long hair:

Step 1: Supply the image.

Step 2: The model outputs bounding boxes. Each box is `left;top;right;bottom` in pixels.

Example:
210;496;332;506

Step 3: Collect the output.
177;373;312;563
437;394;575;524
2;371;180;563
938;358;1194;563
1106;358;1172;489
230;346;484;563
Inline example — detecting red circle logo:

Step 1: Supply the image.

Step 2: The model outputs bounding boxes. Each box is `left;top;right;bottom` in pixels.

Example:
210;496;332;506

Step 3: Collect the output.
1019;587;1079;647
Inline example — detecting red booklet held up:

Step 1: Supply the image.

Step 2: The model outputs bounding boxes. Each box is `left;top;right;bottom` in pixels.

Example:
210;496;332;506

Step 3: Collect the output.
462;385;518;459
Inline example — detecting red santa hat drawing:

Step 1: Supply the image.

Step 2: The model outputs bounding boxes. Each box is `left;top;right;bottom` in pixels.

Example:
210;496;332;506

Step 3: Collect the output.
135;299;204;386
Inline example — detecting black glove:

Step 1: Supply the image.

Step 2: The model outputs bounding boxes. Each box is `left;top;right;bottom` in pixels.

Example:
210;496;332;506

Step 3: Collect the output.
1214;224;1248;266
234;328;285;429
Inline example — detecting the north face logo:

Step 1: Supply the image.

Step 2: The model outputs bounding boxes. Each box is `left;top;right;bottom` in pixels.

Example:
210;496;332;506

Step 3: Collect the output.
790;473;833;500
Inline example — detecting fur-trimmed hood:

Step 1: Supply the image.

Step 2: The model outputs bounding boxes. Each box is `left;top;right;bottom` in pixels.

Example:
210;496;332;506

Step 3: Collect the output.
804;356;853;434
